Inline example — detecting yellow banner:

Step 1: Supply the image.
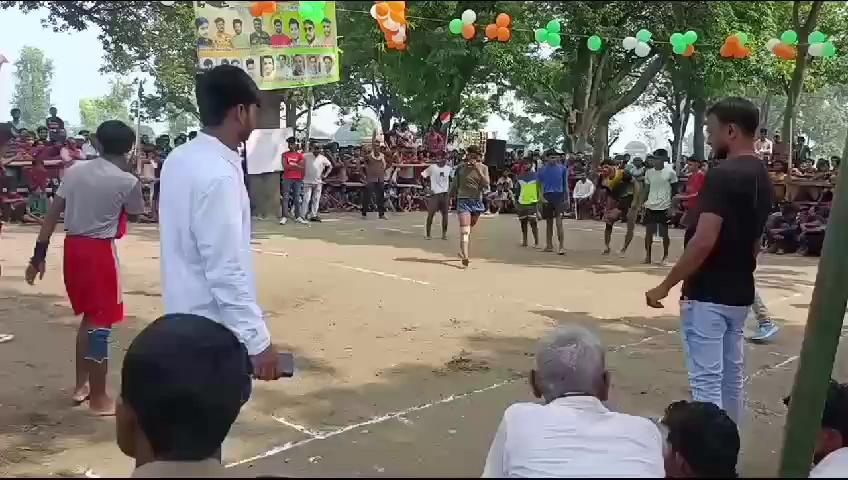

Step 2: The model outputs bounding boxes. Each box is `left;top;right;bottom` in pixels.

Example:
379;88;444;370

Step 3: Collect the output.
194;1;339;89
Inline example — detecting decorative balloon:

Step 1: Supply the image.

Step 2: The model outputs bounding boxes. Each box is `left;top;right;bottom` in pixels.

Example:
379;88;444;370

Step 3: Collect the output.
586;35;603;52
780;29;798;45
636;29;652;43
462;23;476;40
622;36;638;51
534;19;561;48
634;41;651;57
720;33;751;59
670;30;698;56
449;18;463;35
806;31;836;58
374;1;407;50
250;1;278;16
299;1;324;23
624;29;650;57
485;24;499;40
484;13;511;43
461;9;477;25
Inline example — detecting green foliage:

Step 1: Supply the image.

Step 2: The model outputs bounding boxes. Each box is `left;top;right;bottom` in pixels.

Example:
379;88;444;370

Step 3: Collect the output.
10;46;54;127
78;79;133;132
508;115;565;150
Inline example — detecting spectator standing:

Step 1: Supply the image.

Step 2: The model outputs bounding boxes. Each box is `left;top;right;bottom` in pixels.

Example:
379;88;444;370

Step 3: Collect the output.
45;106;64;143
117;314;251;476
483;326;664;477
646;97;773;425
280;136;307;225
10;107;24;135
301;143;332;222
78;130;99;158
26;120;146;415
362;144;387;219
754;128;773;162
158;65;280;383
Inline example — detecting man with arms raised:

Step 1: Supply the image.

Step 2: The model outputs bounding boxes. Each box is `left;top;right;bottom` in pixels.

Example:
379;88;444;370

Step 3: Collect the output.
159;65;280;382
646;97;772;425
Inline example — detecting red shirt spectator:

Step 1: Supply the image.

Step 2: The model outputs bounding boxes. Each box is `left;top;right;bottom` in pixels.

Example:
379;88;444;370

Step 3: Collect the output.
683;160;706;209
282;150;305;180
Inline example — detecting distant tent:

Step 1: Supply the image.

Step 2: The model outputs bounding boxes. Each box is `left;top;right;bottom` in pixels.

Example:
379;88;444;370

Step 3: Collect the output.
623;140;649;158
333;119;377;147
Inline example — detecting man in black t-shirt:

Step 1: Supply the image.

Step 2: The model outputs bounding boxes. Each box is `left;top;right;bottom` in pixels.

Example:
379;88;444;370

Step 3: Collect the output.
645;97;773;425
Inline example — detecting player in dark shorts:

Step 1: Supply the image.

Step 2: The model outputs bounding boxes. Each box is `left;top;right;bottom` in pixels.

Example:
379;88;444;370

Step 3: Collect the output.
450;146;490;267
601;160;633;255
537;150;568;255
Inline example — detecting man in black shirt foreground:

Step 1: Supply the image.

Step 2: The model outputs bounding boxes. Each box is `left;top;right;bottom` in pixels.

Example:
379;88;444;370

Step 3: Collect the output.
645;97;773;425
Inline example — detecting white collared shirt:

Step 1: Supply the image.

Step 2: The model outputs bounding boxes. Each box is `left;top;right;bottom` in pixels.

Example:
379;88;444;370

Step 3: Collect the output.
159;132;270;355
811;448;848;477
482;396;664;478
573;179;595;200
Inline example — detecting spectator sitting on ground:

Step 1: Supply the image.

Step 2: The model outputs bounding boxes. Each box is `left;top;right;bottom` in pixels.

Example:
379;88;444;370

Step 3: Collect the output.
784;380;848;478
766;203;800;254
117;313;252;478
661;400;740;478
799;206;828;257
482;325;664;478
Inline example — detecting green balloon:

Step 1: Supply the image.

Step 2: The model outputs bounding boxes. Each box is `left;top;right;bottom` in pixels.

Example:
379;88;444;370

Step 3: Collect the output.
809;31;827;44
587;35;602;51
669;32;684;46
781;29;798;45
823;41;837;57
673;43;686;55
735;32;748;45
636;29;652;43
547;32;562;48
534;28;547;43
449;18;463;35
684;30;697;44
546;20;561;34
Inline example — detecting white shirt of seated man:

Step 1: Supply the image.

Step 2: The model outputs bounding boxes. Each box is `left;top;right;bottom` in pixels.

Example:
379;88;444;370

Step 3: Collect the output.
482;326;664;478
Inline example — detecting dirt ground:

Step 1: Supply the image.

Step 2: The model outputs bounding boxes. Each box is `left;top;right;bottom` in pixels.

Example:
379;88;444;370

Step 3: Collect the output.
0;212;840;477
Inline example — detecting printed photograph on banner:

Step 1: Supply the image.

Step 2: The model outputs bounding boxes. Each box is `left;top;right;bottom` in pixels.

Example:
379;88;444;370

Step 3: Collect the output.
193;1;340;89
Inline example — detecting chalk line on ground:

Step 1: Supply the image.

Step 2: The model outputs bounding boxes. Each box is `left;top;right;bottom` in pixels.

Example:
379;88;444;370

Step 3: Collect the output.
252;248;289;257
329;263;431;285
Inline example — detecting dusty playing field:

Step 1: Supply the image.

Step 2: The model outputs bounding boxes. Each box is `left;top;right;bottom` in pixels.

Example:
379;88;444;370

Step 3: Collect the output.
0;212;841;477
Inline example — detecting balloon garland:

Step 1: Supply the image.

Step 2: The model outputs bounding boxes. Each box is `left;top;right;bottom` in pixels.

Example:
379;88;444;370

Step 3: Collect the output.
485;13;512;43
623;29;651;57
371;1;407;50
534;20;562;48
720;33;751;59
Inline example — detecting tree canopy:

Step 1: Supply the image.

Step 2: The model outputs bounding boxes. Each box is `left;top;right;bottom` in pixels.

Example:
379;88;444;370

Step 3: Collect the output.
10;46;54;127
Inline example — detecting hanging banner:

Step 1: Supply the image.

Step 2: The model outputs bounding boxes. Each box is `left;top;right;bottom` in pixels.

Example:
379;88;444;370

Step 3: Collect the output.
193;1;339;89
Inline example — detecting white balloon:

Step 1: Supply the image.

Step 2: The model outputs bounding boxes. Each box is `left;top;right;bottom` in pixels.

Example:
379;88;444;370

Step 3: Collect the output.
392;28;406;43
634;41;651;57
160;0;175;5
383;17;399;31
766;38;780;52
370;4;378;19
461;9;477;25
808;42;825;57
622;36;638;51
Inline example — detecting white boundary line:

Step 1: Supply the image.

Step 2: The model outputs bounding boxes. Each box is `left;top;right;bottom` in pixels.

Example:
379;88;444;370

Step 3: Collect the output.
329;263;431;285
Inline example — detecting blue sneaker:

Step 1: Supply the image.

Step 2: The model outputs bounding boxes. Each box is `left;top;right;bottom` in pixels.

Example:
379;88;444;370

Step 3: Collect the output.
750;320;780;342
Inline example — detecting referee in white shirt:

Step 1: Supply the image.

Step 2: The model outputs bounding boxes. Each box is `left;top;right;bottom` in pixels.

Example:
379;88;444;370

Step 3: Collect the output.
159;65;280;381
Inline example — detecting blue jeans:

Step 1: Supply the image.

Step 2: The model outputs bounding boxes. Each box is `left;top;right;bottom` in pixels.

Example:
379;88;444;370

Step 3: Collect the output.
680;300;750;424
281;178;303;219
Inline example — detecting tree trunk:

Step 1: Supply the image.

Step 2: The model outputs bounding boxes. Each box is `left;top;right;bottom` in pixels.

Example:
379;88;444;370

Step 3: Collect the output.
693;97;706;161
781;0;824;140
592;116;610;167
283;92;297;130
760;93;772;132
257;90;283;129
841;126;848;166
304;88;314;144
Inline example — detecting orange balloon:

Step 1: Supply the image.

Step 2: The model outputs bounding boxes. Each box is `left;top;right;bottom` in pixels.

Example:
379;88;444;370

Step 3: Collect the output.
732;45;747;59
497;26;511;42
462;23;475;40
496;13;511;28
375;2;389;17
389;9;406;24
387;1;404;12
774;43;795;59
250;3;264;17
725;35;741;49
262;1;276;14
387;40;398;49
719;43;731;58
683;44;694;57
485;24;498;40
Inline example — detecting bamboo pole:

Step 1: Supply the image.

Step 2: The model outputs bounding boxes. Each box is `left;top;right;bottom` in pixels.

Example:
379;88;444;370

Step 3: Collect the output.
778;146;848;476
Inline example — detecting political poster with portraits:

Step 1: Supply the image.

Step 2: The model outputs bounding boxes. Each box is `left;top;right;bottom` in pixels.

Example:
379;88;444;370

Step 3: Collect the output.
194;1;340;89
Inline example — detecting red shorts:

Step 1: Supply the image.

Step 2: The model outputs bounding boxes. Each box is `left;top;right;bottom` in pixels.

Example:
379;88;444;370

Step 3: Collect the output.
63;236;124;327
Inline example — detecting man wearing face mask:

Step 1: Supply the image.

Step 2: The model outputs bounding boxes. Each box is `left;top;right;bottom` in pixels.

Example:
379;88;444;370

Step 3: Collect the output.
158;65;281;382
645;97;773;425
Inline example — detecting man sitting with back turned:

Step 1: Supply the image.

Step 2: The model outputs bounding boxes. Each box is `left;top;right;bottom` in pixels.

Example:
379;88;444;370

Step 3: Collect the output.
482;325;664;477
117;313;252;477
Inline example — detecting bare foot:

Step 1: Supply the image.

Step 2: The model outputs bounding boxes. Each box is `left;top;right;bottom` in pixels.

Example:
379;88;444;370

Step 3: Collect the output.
72;384;90;404
89;394;116;416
